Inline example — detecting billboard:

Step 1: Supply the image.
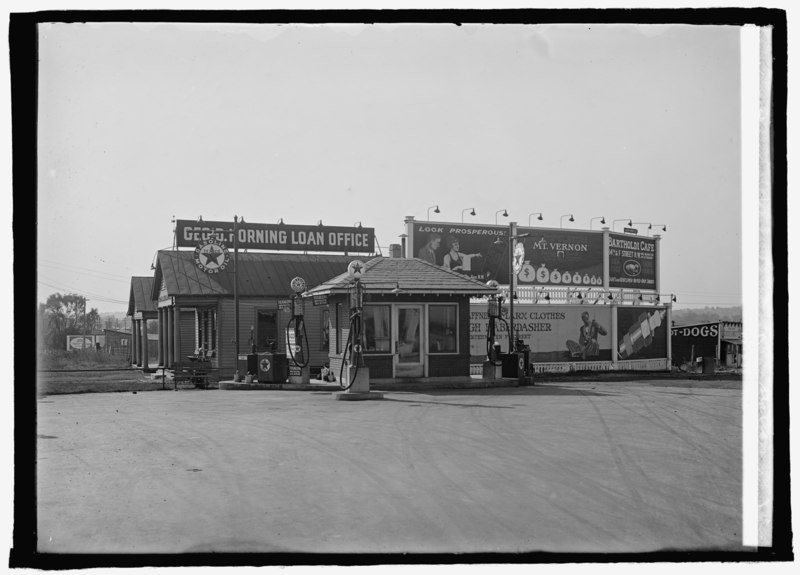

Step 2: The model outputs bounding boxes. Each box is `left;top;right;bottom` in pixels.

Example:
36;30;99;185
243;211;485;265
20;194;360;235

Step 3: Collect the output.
670;322;720;365
515;228;604;288
608;233;657;290
470;304;613;362
617;307;668;360
410;221;604;286
175;219;375;253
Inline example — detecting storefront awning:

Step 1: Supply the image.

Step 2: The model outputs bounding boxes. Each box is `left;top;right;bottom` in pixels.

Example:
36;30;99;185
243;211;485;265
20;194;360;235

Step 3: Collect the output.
722;338;742;345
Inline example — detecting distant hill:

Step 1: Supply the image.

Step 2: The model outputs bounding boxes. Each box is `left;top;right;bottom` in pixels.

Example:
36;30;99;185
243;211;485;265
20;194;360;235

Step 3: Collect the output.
671;306;742;326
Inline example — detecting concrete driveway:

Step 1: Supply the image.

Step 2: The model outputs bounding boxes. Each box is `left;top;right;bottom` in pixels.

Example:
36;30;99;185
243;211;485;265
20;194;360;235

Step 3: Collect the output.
36;379;744;555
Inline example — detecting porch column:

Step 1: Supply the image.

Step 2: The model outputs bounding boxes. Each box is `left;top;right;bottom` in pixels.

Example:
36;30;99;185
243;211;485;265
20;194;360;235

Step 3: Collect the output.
157;308;165;367
130;319;138;366
141;319;149;369
610;304;618;367
166;307;174;368
173;306;182;366
136;320;144;367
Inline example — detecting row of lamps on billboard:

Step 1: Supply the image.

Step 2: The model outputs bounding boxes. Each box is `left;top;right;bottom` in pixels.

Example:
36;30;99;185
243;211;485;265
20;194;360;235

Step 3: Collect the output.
425;209;666;234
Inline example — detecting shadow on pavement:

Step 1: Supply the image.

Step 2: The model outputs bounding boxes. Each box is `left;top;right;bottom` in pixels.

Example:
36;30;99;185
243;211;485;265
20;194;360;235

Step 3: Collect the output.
381;397;516;409
385;384;619;399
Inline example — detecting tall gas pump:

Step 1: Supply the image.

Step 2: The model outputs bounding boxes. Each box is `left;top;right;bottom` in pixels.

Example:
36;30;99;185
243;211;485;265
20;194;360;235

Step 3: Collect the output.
334;260;383;400
286;276;311;384
482;280;508;379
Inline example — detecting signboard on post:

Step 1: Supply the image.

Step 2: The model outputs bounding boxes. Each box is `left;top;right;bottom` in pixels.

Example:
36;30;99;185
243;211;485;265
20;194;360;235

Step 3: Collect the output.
175;220;375;253
608;233;657;290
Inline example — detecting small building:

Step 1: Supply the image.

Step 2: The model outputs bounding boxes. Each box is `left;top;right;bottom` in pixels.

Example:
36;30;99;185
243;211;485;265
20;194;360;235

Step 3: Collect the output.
303;257;497;381
102;329;132;356
127;277;158;368
150;250;355;377
670;320;742;368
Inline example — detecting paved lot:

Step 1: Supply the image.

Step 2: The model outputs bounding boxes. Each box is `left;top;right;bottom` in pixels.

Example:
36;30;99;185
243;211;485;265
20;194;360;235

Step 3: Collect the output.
36;379;744;555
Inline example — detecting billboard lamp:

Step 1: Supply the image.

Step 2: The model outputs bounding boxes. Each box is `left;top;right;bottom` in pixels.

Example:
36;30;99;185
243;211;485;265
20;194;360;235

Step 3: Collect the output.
528;212;544;226
427;205;440;220
560;214;574;228
495;209;508;224
613;219;632;230
462;208;476;222
590;216;606;229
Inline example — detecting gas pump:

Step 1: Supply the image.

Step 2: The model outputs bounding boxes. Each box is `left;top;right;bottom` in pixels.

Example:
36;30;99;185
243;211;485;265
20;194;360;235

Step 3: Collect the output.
286;276;311;384
482;280;508;379
334;260;383;400
486;286;511;360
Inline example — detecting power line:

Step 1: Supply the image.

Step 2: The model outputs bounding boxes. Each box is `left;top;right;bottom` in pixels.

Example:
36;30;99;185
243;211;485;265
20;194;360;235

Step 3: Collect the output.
38;261;130;283
37;278;128;305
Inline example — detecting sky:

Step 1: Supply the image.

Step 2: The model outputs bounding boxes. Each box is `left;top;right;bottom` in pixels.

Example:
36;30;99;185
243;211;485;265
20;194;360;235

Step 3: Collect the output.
6;3;793;570
32;18;750;315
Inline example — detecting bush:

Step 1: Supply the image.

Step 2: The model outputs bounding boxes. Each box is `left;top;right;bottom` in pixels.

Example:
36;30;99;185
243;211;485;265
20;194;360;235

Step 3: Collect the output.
39;349;130;370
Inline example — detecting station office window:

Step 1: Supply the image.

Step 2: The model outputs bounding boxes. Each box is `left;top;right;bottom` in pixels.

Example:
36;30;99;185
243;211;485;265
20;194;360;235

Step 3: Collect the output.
363;305;391;353
429;304;457;353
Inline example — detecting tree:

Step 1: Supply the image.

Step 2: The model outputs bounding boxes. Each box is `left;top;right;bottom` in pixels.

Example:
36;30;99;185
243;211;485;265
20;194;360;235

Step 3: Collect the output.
39;293;100;350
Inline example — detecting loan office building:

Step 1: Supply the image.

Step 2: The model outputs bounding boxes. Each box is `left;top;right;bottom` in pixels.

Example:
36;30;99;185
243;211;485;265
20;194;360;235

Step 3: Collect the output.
140;219;372;378
405;216;674;373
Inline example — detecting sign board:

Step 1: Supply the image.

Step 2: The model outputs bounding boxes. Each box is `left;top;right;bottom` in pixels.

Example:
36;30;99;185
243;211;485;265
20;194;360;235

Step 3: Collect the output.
67;335;94;351
409;221;604;286
278;299;292;312
608;233;657;290
624;227;638;234
312;294;329;306
512;242;525;275
175;219;375;253
617;307;668;360
470;304;613;362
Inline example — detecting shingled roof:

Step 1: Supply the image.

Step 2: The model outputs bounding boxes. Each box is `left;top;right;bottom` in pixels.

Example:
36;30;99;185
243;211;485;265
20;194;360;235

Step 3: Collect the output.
304;257;499;296
152;250;355;299
127;276;157;316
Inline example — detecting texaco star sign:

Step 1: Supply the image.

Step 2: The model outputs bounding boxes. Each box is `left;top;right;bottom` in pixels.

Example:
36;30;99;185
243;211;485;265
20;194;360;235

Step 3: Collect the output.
194;237;231;274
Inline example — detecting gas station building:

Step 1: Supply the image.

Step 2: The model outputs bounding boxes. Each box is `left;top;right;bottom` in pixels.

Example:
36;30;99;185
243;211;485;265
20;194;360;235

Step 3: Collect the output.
304;257;496;381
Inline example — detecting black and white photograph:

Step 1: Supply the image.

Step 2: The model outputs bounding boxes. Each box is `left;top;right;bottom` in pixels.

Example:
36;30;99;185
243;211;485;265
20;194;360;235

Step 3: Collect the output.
6;2;791;570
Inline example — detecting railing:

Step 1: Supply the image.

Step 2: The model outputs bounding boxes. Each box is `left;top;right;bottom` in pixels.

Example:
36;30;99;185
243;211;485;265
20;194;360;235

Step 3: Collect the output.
471;288;665;306
470;358;670;376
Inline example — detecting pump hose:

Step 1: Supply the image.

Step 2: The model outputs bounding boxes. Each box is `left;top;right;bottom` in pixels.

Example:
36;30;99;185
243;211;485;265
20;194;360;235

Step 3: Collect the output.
499;318;511;352
338;312;361;391
285;317;311;368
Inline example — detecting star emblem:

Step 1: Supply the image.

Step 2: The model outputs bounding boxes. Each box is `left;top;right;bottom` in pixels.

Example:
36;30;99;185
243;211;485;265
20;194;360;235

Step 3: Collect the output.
351;262;363;274
202;245;224;266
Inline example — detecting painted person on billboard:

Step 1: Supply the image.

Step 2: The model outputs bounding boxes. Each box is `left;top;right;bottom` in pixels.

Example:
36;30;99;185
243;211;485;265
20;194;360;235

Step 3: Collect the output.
566;311;608;360
417;233;442;265
442;236;483;273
